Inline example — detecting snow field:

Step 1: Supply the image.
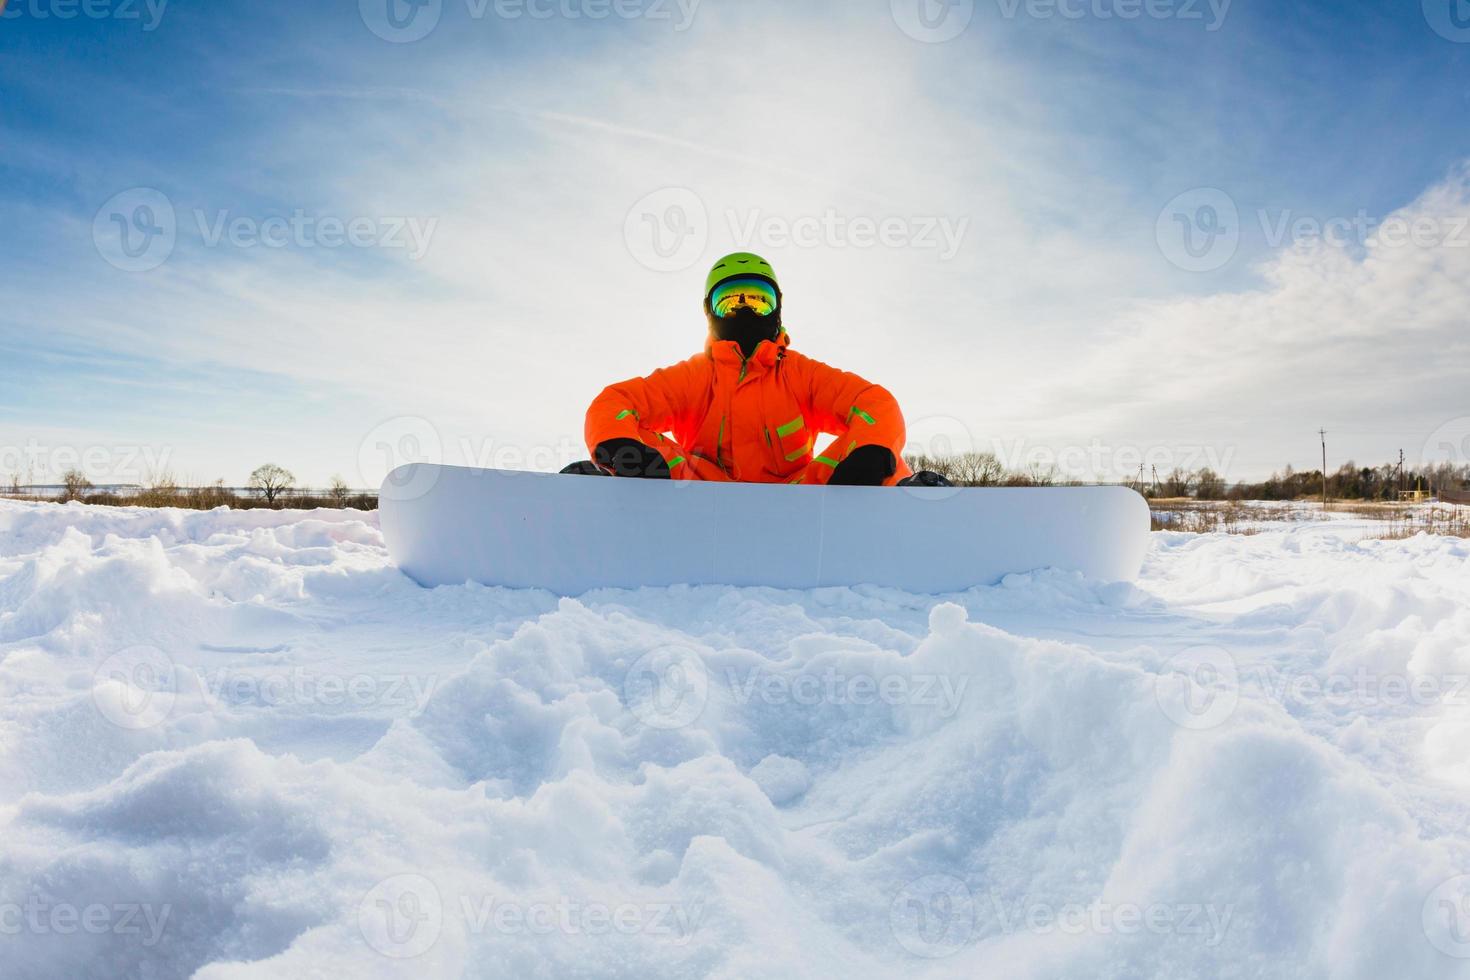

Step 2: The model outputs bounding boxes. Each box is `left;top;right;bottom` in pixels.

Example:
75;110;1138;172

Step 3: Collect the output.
1;499;1468;978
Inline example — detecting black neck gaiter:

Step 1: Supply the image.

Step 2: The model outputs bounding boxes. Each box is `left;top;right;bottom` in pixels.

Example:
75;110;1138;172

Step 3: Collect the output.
708;307;782;359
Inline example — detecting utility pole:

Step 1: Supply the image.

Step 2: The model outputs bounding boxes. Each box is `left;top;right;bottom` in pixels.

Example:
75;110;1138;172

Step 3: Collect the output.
1319;428;1328;511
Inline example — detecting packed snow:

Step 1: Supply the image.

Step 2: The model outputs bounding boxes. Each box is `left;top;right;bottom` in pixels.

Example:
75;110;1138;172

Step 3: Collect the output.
1;498;1468;979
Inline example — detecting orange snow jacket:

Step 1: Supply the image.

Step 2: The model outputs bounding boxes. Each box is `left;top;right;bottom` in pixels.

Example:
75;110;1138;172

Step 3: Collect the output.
585;331;912;486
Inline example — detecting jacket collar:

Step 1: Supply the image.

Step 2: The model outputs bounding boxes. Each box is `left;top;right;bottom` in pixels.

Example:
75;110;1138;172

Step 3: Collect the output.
704;329;790;371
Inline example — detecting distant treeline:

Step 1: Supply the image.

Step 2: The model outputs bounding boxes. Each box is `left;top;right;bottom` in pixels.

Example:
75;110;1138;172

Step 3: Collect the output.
4;466;377;511
6;456;1467;509
4;483;379;511
905;452;1470;501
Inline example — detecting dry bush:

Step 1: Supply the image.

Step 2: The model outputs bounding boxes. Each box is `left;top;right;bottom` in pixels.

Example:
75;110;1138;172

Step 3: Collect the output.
186;480;239;510
135;472;182;508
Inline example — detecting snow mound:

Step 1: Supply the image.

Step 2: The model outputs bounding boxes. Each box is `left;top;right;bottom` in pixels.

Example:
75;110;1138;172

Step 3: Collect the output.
1;499;1468;978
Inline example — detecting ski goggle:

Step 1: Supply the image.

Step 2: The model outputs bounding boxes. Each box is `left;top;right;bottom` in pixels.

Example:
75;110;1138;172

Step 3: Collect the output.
709;278;779;318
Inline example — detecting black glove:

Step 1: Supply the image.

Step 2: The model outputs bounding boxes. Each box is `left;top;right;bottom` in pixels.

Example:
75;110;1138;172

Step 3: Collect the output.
595;439;672;479
897;470;956;488
827;445;897;487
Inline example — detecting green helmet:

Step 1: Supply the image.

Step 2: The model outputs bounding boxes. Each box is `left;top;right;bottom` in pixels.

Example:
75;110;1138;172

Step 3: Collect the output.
705;252;779;301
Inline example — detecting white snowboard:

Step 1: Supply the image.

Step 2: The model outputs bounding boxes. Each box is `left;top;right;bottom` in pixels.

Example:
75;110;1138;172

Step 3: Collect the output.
379;465;1151;594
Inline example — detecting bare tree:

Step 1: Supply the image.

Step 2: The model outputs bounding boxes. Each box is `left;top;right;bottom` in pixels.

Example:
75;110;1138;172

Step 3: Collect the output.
1161;467;1195;499
248;464;295;504
954;451;1005;486
328;475;351;508
6;472;19;497
1195;467;1226;500
61;469;93;502
1024;461;1058;486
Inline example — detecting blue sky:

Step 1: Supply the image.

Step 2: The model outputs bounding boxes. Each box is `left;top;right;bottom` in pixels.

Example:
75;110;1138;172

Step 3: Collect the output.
3;0;1469;487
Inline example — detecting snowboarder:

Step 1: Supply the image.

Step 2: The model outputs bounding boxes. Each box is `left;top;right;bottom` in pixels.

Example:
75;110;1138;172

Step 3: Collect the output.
565;252;946;487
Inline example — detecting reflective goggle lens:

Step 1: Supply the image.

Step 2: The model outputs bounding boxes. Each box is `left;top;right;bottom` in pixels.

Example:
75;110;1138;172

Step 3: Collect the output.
710;278;779;317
